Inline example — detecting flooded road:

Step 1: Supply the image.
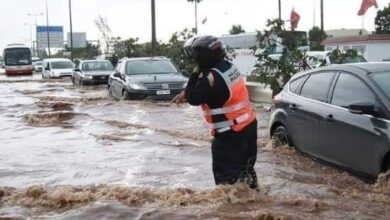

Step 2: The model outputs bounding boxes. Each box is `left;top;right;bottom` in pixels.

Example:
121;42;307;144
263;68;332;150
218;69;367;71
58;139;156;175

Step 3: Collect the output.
0;73;389;219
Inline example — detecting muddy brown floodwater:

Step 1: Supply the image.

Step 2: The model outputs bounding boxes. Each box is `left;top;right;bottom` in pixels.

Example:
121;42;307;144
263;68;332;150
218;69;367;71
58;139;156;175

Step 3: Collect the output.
0;74;389;219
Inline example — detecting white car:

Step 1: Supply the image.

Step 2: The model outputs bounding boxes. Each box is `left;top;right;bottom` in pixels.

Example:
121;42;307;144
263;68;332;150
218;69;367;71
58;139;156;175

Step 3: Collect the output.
305;51;367;68
42;58;74;78
33;61;43;73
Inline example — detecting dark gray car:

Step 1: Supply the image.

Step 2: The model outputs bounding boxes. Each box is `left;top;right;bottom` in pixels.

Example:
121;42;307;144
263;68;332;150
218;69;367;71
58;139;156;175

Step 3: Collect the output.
108;57;188;100
72;60;114;85
269;62;390;181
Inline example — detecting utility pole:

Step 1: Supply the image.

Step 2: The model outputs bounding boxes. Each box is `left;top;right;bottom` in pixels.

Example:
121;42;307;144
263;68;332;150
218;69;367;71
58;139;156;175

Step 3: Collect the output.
27;12;43;57
69;0;74;61
24;23;34;50
278;0;281;20
320;0;324;32
45;0;51;57
195;1;198;33
151;0;157;56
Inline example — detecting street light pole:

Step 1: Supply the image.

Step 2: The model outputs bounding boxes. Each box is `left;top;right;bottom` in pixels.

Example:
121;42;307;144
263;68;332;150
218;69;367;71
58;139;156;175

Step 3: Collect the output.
195;1;198;33
151;0;157;56
27;12;43;57
320;0;324;32
24;23;34;50
45;0;51;57
69;0;74;61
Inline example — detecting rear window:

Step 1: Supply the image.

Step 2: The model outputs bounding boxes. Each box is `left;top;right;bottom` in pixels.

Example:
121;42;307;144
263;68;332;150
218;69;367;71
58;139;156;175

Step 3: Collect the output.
300;72;335;102
330;55;366;64
51;61;74;69
289;76;306;94
82;61;113;71
371;72;390;100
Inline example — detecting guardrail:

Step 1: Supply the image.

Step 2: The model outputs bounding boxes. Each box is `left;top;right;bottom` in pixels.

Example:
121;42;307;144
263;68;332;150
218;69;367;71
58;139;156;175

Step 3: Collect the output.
246;81;273;104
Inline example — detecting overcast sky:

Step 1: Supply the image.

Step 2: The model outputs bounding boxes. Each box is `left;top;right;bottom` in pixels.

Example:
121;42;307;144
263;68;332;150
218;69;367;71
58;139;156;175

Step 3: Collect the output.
0;0;388;51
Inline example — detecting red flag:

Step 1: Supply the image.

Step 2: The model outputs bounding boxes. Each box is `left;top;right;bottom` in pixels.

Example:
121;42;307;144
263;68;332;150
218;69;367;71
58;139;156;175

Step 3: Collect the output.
358;0;378;16
290;8;300;30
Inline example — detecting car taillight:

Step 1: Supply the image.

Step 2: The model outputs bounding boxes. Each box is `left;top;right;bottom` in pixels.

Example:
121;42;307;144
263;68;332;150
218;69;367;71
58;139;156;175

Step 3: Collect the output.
272;93;282;105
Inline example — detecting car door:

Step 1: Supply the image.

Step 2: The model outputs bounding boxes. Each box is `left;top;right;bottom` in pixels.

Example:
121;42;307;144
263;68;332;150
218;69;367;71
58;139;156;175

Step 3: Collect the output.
110;61;122;99
288;71;336;157
320;72;389;176
73;63;81;82
43;62;50;78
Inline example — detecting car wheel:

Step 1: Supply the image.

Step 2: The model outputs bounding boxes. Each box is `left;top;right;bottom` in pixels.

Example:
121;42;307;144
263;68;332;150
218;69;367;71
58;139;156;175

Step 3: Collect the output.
72;77;76;85
272;125;293;147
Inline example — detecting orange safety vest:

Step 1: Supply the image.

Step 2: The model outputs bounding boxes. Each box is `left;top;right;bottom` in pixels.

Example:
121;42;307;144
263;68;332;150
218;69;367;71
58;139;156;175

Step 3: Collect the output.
201;63;256;135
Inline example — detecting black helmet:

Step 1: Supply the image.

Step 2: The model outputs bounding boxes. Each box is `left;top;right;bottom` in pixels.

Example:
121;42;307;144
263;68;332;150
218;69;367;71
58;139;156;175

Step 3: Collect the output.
184;35;226;67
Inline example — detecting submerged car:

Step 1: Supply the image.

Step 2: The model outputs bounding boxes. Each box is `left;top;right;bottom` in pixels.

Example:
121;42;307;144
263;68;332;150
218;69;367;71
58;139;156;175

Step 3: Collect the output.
33;61;43;73
306;51;367;68
72;60;114;85
269;62;390;180
108;57;188;100
42;58;74;78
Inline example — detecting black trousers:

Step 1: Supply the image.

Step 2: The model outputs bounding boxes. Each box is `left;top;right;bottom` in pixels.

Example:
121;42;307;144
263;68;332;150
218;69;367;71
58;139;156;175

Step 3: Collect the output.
211;120;258;189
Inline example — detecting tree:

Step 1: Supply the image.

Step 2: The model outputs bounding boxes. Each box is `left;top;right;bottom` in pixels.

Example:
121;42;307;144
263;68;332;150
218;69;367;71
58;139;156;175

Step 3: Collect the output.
64;43;100;59
160;28;197;71
187;0;202;33
229;25;246;35
309;26;326;51
113;38;155;58
249;19;359;96
375;3;390;34
249;19;311;95
94;15;112;54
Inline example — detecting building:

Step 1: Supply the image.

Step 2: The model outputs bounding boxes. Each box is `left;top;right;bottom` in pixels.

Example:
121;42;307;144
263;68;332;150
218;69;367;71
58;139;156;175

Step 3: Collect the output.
322;34;390;62
325;29;370;38
219;32;308;75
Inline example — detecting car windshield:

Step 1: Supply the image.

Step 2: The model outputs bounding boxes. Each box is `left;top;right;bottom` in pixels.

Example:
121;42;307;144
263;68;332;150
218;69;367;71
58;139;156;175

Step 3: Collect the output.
82;61;114;71
4;48;31;66
51;61;74;69
125;60;178;75
371;72;390;100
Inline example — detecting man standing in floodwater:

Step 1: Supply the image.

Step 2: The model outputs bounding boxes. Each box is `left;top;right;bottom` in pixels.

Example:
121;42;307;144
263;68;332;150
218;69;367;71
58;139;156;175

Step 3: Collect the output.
172;35;258;189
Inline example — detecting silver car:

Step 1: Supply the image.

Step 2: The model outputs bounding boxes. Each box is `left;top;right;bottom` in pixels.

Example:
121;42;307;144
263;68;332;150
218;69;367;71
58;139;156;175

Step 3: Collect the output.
108;57;188;100
72;60;114;85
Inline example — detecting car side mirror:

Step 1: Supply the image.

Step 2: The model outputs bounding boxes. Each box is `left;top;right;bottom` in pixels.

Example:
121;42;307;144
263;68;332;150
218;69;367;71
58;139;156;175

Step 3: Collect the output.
181;69;190;77
348;102;376;115
45;67;50;71
74;68;81;72
113;72;121;78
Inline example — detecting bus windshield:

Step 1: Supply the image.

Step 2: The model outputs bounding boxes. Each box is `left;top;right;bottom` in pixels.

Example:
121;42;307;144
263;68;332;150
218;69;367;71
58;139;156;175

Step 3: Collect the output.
4;48;31;66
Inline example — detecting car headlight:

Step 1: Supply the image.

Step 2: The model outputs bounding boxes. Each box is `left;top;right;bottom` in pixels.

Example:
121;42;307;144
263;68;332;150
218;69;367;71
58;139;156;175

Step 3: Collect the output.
129;82;146;90
84;75;93;80
182;82;188;88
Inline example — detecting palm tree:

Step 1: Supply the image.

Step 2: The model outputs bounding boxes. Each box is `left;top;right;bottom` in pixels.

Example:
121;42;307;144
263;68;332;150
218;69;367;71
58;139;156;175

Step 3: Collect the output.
187;0;202;33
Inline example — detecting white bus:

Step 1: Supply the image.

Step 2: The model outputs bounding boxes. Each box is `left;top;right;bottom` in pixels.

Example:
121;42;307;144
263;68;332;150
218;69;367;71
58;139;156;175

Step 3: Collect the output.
2;44;33;76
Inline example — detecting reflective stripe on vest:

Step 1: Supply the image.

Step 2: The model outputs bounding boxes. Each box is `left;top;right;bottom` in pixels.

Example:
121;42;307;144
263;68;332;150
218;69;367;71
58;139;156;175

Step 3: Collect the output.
201;63;256;134
203;99;251;116
209;112;250;129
